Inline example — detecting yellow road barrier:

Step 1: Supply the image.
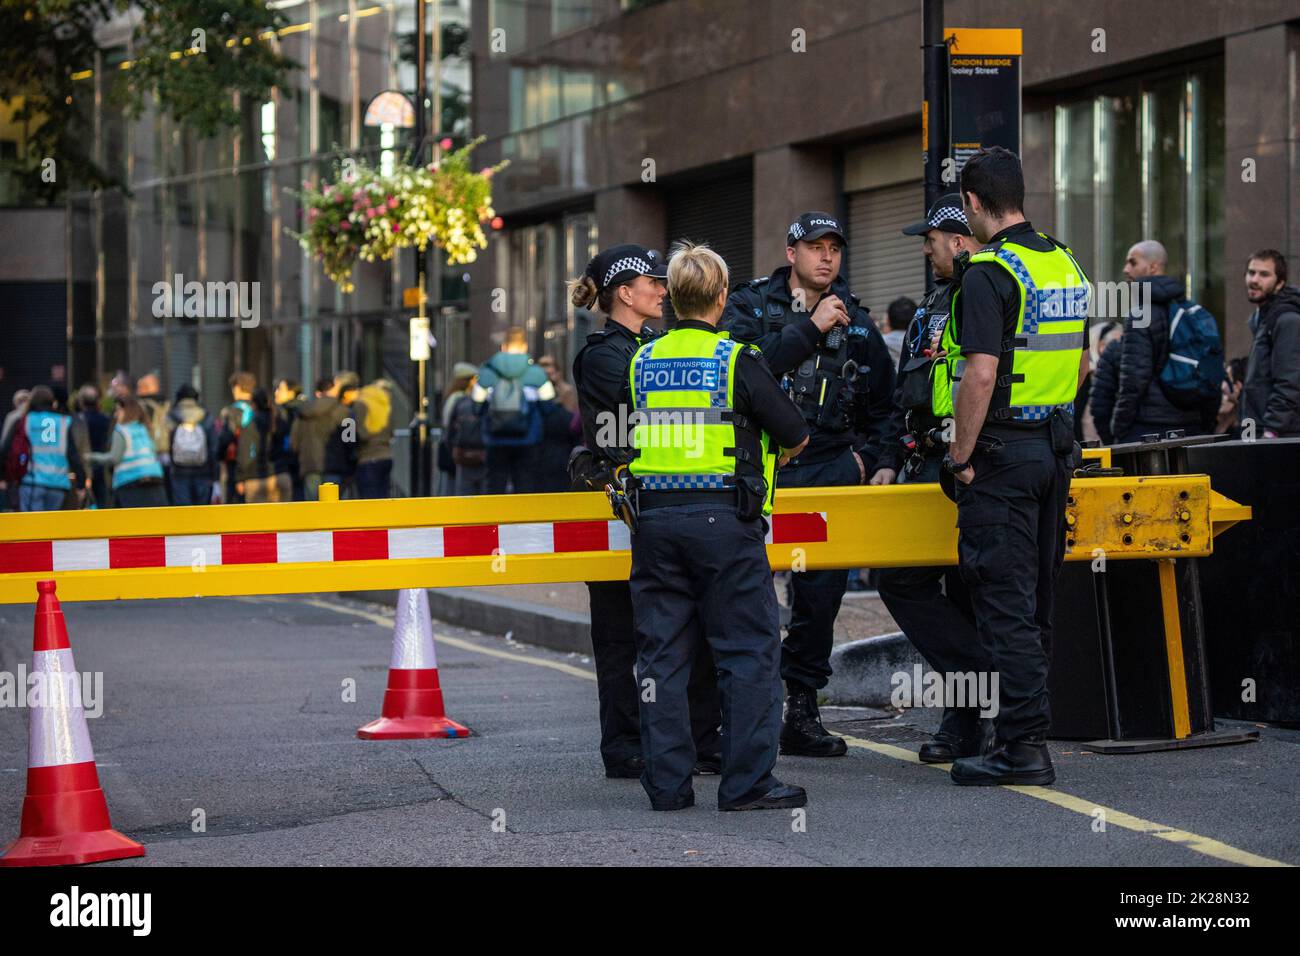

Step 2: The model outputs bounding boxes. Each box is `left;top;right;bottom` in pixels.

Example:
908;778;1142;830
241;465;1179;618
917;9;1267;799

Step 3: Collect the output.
0;476;1248;604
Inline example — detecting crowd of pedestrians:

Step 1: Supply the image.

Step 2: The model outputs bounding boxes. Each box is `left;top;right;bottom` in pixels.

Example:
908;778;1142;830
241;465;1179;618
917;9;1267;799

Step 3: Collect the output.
0;369;397;511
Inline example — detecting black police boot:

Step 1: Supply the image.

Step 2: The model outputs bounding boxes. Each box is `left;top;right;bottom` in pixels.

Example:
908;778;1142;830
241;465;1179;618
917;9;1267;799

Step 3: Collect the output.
918;712;996;764
950;736;1055;786
604;754;645;780
692;753;722;775
719;783;807;811
780;686;847;757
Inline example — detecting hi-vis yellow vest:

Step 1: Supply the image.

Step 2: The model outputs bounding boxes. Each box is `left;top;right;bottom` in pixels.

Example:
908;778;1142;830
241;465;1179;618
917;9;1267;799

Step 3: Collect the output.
934;235;1089;423
628;326;779;514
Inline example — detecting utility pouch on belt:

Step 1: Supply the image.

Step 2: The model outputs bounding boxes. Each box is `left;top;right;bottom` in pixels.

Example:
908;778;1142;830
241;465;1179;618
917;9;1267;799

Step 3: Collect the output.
899;355;935;415
735;475;767;522
1049;408;1075;459
568;446;612;492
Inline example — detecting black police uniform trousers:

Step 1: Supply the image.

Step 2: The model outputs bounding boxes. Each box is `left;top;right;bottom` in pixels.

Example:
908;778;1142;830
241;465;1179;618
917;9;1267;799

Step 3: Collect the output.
876;455;989;737
630;503;783;809
954;431;1071;742
585;579;721;771
776;446;861;691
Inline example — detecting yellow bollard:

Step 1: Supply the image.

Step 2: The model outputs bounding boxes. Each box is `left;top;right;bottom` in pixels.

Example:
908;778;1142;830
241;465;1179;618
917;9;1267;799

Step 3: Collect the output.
319;483;340;503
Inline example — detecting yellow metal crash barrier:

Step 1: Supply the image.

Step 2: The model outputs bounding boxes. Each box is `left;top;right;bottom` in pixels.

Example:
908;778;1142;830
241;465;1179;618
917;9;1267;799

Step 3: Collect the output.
0;476;1249;604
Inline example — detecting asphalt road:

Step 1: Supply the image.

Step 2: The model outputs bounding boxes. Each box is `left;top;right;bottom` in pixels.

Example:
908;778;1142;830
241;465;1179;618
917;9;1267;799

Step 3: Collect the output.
0;593;1295;867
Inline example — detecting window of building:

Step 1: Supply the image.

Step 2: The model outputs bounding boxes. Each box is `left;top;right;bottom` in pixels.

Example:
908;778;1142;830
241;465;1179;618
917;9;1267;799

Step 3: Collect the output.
553;0;600;37
1047;58;1224;325
489;0;528;59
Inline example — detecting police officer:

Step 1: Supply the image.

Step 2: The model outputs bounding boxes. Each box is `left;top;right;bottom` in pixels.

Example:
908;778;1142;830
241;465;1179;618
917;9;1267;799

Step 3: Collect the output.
877;194;993;762
938;147;1090;786
724;212;900;757
629;241;810;811
569;243;722;781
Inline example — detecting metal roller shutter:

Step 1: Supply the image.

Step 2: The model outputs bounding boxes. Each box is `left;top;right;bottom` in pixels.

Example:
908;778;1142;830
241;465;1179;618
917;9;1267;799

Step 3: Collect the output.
846;181;927;320
664;168;753;323
0;281;66;412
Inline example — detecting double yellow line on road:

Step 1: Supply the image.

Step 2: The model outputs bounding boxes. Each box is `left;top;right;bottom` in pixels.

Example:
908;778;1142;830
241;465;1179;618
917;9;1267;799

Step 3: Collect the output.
294;596;1290;868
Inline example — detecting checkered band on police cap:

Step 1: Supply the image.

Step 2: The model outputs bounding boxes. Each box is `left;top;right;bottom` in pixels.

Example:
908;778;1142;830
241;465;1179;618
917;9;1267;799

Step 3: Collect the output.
603;256;654;288
928;203;969;229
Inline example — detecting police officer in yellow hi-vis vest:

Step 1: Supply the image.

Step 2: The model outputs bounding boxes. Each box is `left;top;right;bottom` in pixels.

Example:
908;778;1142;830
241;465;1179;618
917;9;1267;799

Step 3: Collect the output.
627;241;810;811
937;147;1089;787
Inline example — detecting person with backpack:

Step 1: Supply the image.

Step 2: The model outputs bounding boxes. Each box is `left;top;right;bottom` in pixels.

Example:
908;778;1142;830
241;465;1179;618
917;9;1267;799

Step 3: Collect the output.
352;378;395;499
1110;240;1222;443
446;373;488;496
216;374;276;503
322;372;362;497
475;331;555;494
292;374;352;501
233;389;279;502
87;396;166;508
166;384;219;505
217;371;258;504
0;385;87;512
0;389;30;512
438;363;478;495
136;372;172;501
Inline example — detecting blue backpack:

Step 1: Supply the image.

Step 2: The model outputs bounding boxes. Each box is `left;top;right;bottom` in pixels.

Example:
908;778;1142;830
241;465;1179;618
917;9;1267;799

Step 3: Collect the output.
1158;300;1225;410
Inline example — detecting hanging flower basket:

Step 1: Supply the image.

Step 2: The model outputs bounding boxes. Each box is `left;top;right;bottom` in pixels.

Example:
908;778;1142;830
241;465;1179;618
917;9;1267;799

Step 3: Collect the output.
290;137;507;293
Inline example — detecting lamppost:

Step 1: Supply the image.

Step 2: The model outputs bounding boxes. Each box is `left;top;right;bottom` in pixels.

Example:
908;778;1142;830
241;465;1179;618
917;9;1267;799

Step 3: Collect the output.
411;0;429;497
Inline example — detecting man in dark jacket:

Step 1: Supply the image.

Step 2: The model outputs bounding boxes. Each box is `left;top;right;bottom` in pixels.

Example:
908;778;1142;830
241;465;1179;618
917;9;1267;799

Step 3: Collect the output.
1110;240;1212;442
722;211;899;758
292;373;356;500
1241;250;1300;438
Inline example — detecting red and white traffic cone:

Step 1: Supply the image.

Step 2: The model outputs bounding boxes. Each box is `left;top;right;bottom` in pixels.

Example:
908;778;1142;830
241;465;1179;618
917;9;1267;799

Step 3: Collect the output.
357;588;469;740
1;581;144;867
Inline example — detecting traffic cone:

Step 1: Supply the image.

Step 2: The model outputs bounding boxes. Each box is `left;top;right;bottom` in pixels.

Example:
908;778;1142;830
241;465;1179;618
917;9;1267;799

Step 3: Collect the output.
1;581;144;867
357;588;470;740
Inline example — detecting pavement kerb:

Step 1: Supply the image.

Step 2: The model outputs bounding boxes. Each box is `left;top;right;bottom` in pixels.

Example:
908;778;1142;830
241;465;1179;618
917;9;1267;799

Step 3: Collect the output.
349;588;592;655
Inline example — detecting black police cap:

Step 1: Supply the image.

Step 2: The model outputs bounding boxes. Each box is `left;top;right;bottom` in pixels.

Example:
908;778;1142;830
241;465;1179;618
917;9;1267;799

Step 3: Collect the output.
902;193;973;237
584;244;667;291
787;211;847;248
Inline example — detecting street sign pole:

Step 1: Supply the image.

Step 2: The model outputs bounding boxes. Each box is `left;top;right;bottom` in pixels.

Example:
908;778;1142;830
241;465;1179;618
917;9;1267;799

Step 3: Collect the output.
922;0;946;293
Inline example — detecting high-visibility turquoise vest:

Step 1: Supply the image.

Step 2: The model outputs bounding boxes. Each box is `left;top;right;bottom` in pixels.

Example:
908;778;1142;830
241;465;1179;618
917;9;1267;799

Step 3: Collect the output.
628;326;779;515
934;234;1089;423
24;411;72;490
112;421;164;489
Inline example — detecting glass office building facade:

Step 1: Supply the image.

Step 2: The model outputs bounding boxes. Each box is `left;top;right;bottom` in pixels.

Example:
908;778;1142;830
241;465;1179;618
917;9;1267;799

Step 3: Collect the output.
1038;57;1226;325
20;1;473;449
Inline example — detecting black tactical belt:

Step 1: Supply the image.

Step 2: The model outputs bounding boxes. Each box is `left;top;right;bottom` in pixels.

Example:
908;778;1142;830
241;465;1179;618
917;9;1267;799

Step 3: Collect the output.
638;489;737;511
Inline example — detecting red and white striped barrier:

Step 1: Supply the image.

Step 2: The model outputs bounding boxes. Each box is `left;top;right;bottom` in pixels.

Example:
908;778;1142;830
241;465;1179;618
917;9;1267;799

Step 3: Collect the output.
0;514;829;574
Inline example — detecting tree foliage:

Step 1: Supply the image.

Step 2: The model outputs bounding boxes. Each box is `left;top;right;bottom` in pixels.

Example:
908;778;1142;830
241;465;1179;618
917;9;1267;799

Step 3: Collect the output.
0;0;296;197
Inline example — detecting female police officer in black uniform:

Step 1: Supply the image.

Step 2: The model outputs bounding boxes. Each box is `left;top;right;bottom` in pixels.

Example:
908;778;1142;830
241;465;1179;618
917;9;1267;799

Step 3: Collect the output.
568;244;721;780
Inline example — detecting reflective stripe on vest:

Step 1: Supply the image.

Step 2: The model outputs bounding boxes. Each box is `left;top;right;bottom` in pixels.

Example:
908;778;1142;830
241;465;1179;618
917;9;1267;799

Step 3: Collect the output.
112;421;164;489
628;327;778;514
25;411;72;490
936;236;1089;422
